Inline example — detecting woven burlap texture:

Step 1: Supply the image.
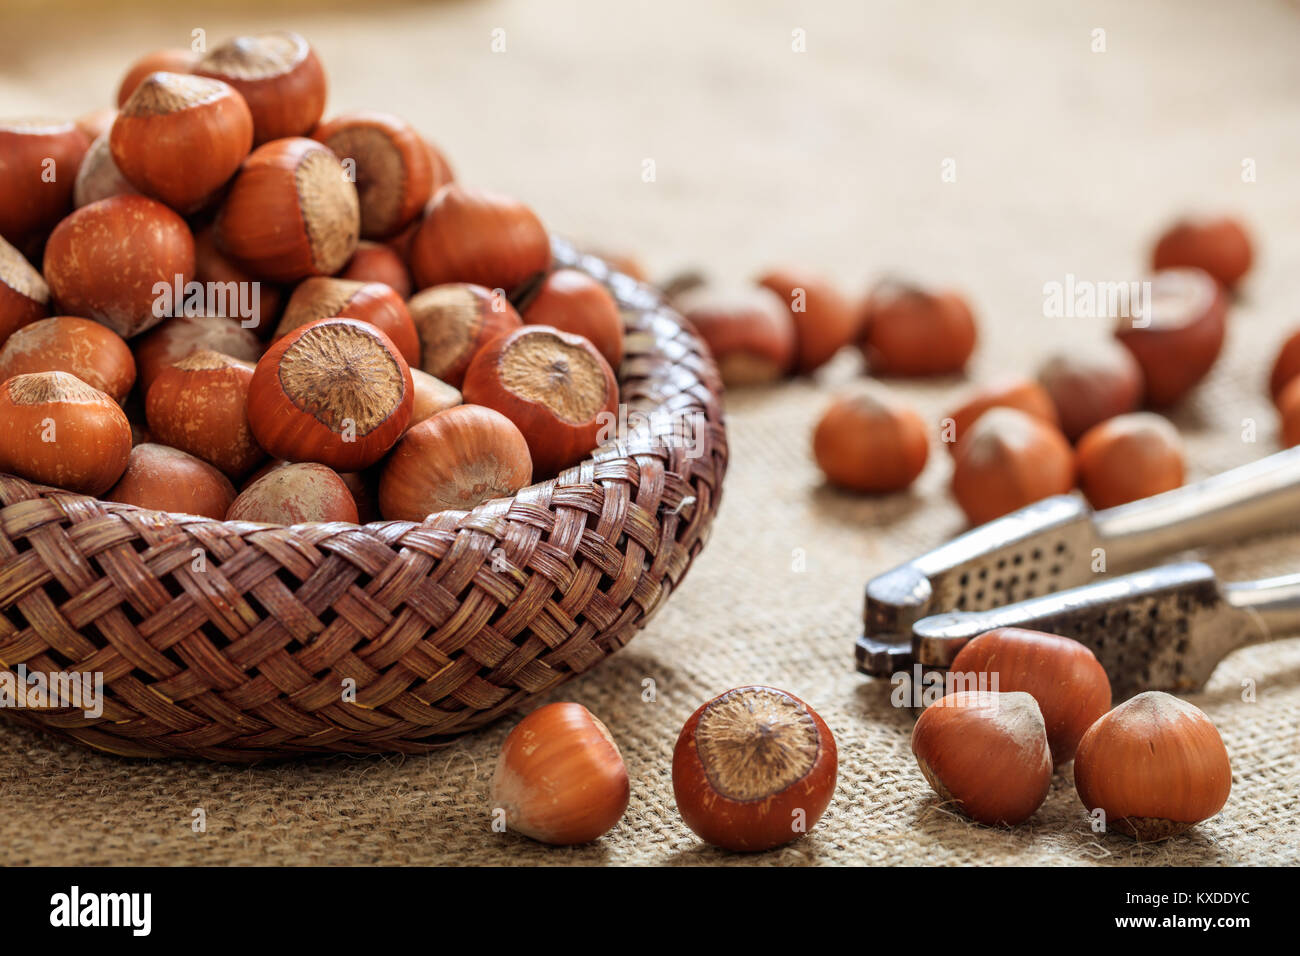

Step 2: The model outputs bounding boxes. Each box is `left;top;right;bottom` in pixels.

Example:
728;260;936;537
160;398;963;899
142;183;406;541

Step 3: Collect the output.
3;0;1299;865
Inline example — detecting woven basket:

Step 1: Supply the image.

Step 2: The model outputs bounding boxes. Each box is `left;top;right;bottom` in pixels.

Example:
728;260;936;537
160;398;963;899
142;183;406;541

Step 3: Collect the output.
0;239;728;761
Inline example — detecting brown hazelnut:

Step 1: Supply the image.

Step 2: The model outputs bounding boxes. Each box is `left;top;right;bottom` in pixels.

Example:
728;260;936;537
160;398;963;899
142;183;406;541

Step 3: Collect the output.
42;195;195;339
462;324;618;477
757;268;858;374
105;442;236;519
1037;341;1144;441
1280;378;1300;449
214;137;360;283
409;368;462;428
406;282;522;388
0;233;50;347
194;31;327;146
1076;412;1184;509
409;184;550;293
0;316;136;403
116;48;199;107
949;628;1111;766
944;377;1059;454
312;110;434;239
133;314;263;396
339;241;412;300
674;285;796;386
812;384;929;493
521;268;624;370
73;133;139;209
1152;216;1252;290
379;404;533;521
145;349;264;479
0;119;90;246
110;72;253;214
75;108;118;144
274;277;419;367
226;462;358;525
951;407;1075;526
247;318;413;471
1114;268;1226;406
1074;691;1231;840
0;371;131;495
858;281;977;376
192;226;283;337
911;690;1052;826
1268;327;1300;405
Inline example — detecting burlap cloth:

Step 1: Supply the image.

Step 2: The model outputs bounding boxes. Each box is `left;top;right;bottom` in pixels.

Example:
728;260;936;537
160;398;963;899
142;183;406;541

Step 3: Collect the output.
3;0;1299;865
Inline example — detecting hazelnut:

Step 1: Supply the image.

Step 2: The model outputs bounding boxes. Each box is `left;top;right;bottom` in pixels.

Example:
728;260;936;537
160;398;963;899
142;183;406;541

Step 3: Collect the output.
116;47;199;107
409;184;550;293
0;233;50;347
422;137;456;191
74;108;118;144
192;226;283;337
0;371;131;495
672;686;837;851
247;318;412;471
312;110;434;239
951;407;1075;526
1267;327;1300;404
379;404;532;521
0;316;136;403
406;282;522;389
1152;216;1252;290
756;268;858;374
0;119;90;246
812;383;929;493
1279;377;1300;449
1037;341;1144;441
1114;267;1226;406
944;377;1059;454
243;458;375;523
105;443;236;519
948;628;1112;765
214;137;360;283
408;368;462;428
110;72;253;213
674;285;796;386
1076;412;1185;509
491;702;629;846
911;690;1052;826
226;462;359;525
133;314;263;395
521;268;624;370
858;281;977;376
462;324;619;477
339;241;412;299
42;195;195;339
273;277;419;367
1073;691;1231;840
145;349;264;479
194;31;327;145
73;133;139;209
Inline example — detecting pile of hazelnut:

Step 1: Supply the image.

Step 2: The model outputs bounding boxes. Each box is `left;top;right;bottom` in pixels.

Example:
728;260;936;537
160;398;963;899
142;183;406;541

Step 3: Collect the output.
670;217;1293;526
912;627;1231;840
0;31;628;525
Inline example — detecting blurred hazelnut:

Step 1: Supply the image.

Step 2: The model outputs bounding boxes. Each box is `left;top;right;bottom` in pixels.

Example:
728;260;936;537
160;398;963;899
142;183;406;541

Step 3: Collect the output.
1076;412;1184;509
1038;342;1144;441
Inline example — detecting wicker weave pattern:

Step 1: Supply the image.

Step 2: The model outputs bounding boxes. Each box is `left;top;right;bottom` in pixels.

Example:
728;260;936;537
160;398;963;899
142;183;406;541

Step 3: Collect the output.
0;241;728;760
